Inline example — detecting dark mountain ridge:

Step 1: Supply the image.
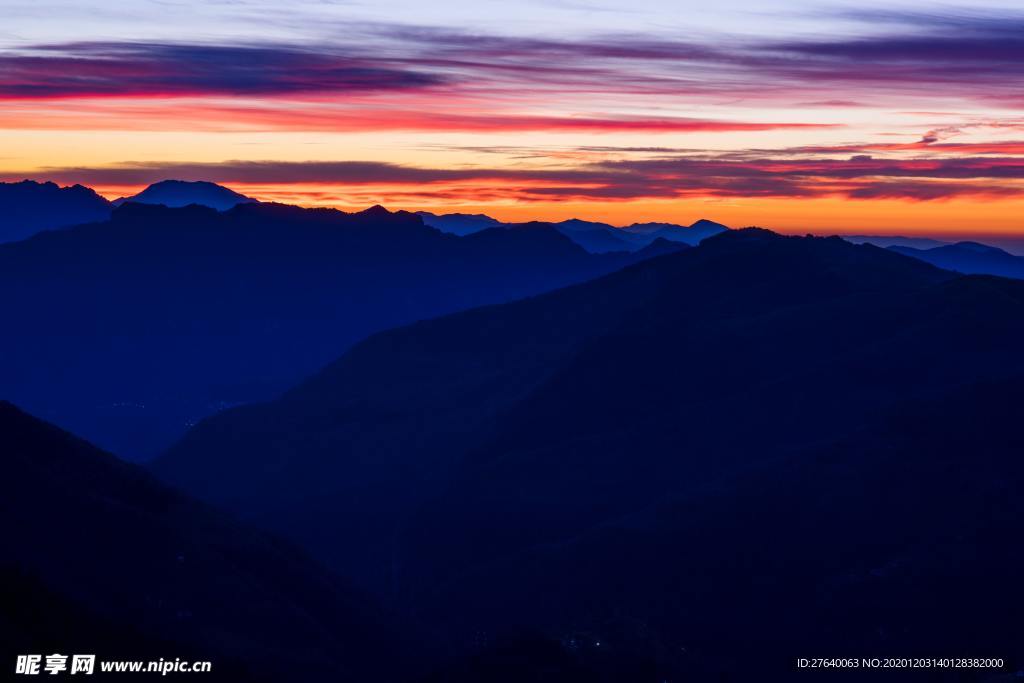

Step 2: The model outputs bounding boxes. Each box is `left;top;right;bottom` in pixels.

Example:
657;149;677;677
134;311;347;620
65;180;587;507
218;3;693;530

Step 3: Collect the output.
0;178;259;245
0;201;682;459
414;211;502;235
0;400;420;682
842;234;951;250
622;217;728;242
417;211;729;252
155;229;1024;678
0;179;112;243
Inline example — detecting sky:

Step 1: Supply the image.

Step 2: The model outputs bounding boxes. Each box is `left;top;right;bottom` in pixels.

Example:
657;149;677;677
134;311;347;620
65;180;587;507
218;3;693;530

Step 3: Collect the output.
2;0;1024;238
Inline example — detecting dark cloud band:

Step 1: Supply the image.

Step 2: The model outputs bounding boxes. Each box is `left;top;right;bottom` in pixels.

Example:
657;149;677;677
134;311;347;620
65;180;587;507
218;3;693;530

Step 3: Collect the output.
3;11;1024;103
12;152;1024;202
0;42;444;98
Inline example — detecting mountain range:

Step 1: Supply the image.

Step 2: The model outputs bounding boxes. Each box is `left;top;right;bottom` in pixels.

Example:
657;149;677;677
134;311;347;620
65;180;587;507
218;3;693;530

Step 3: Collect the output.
0;199;684;459
0;180;257;244
155;228;1024;679
418;211;729;252
0;180;112;243
3;177;1022;274
4;192;1024;679
3;177;1023;467
888;241;1024;280
842;234;952;250
0;179;726;253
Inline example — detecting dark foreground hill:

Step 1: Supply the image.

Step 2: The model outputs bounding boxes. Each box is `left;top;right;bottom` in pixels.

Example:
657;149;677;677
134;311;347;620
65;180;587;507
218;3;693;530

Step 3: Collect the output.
413;377;1024;681
0;401;420;682
0;202;676;459
156;229;1024;678
0;180;112;243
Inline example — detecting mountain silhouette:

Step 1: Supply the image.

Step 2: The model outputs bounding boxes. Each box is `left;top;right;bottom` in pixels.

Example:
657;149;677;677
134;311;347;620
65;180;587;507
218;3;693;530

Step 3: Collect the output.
550;218;634;253
843;234;951;250
418;211;728;253
629;236;691;260
687;217;729;232
0;400;420;682
156;229;1024;679
9;165;1022;681
0;201;682;459
0;180;112;243
113;179;257;210
411;376;1024;681
418;213;635;252
622;218;728;245
889;241;1024;279
416;211;502;236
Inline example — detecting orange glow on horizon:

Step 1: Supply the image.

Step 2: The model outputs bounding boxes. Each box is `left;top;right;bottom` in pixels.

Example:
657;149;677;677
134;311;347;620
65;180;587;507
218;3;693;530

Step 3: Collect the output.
4;10;1024;244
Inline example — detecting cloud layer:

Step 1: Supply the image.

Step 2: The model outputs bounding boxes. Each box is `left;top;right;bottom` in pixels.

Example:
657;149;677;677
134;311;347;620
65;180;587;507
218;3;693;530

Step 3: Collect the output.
3;12;1024;105
14;148;1024;203
0;42;444;98
4;8;1024;216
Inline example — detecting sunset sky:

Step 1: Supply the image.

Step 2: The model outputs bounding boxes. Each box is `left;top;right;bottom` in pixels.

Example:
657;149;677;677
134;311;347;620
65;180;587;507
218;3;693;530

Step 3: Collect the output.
3;0;1024;238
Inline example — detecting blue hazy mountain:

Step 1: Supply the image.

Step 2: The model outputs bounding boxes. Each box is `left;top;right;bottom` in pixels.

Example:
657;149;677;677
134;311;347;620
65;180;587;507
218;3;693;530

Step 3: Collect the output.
843;234;951;250
417;212;634;252
157;231;1024;677
113;179;257;210
415;211;502;235
152;229;956;589
622;217;729;245
889;241;1024;279
0;400;420;682
0;180;112;243
418;211;729;253
0;202;682;460
157;230;1024;677
549;218;633;253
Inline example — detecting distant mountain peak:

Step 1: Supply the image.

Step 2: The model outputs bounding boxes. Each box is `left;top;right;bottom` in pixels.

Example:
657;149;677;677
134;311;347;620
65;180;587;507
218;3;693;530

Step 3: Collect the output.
416;211;503;236
556;218;617;232
633;236;691;259
114;179;256;211
952;241;1004;254
690;218;729;230
887;240;1024;280
417;210;730;250
357;204;393;218
13;179;54;188
702;226;775;244
151;179;225;190
844;235;954;253
5;178;106;199
621;218;729;248
0;179;113;243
